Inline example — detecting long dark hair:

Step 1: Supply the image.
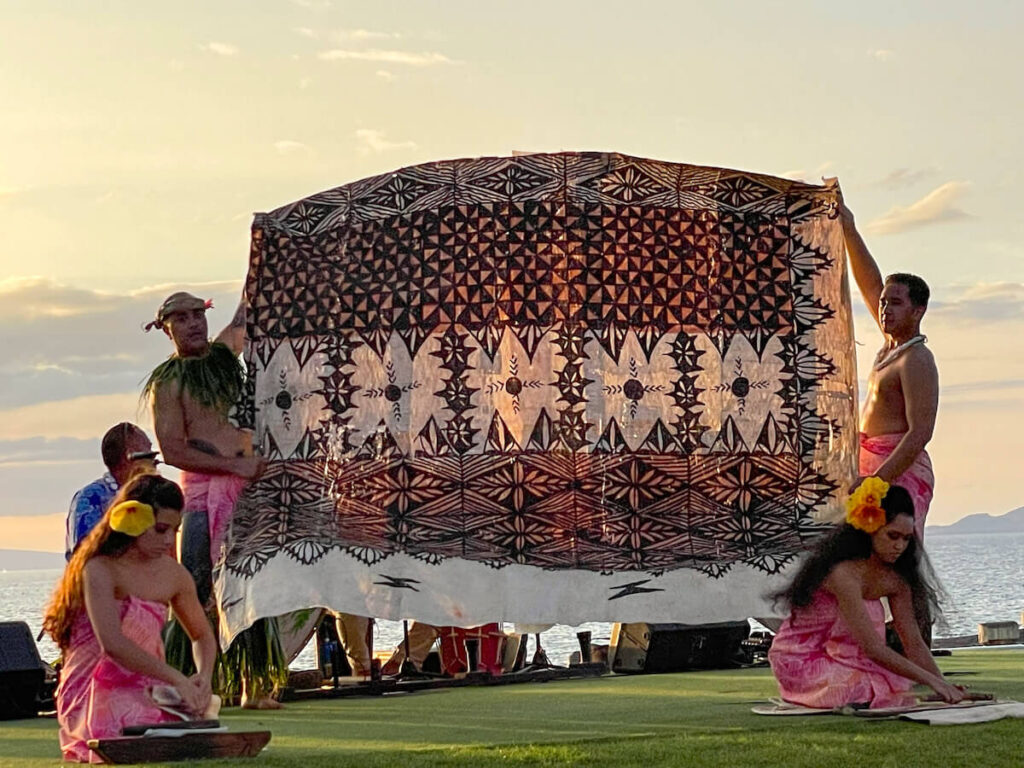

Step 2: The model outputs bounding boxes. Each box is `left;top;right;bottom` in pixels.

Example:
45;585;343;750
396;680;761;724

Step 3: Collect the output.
43;474;184;649
770;484;943;622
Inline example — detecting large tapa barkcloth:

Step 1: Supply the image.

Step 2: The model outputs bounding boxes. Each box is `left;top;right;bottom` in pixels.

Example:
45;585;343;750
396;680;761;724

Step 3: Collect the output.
217;153;856;643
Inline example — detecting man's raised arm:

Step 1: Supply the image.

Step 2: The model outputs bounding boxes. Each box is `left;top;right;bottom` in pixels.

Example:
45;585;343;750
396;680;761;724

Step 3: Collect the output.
214;296;247;357
836;194;884;331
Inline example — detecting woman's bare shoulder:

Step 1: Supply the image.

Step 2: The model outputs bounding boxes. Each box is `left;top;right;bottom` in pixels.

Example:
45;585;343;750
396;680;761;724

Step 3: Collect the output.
155;555;194;589
878;567;910;596
823;560;865;593
83;555;116;578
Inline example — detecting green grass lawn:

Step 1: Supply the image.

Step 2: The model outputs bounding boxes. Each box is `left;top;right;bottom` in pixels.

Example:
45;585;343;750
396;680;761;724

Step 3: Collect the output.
3;649;1022;767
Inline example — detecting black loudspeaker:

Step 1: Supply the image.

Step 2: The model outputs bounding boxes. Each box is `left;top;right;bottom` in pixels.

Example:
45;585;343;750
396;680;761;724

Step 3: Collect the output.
610;621;750;674
0;622;49;719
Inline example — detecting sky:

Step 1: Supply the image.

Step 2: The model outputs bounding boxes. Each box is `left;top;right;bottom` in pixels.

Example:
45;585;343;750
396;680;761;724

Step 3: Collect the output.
2;0;1022;557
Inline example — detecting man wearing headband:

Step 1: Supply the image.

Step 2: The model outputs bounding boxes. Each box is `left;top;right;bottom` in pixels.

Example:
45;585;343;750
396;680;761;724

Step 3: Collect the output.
144;291;261;482
144;290;283;708
65;422;158;560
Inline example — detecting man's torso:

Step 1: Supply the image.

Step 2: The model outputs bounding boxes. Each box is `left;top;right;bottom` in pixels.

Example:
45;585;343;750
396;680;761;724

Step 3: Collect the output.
860;341;934;436
179;388;252;458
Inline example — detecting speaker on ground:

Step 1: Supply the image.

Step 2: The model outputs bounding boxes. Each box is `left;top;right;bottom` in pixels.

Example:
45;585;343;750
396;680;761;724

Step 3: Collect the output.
609;621;750;674
0;621;54;720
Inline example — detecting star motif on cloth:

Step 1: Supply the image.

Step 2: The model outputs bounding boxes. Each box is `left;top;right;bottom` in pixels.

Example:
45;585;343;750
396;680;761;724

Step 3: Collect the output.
693;175;777;209
366;173;432;211
253;342;332;459
348;333;445;456
556;407;591;450
597;164;668;203
552;322;589;360
474;457;567;511
705;457;788;513
488;511;550;564
693;334;789;453
465;328;558;451
710;357;771;417
599;457;682;511
362;463;449;517
283;201;333;234
473;163;553;197
583;330;677;451
362;359;422;420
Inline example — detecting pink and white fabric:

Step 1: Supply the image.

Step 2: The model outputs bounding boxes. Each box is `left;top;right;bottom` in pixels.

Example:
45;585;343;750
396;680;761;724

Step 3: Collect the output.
56;596;177;763
182;471;247;566
768;589;915;710
858;432;934;539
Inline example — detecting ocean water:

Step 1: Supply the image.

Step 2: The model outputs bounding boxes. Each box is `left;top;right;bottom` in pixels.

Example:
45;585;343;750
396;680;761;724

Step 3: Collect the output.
3;532;1022;668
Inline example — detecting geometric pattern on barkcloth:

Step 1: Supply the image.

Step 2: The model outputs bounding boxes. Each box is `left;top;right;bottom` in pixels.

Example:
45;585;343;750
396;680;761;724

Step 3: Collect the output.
231;153;844;578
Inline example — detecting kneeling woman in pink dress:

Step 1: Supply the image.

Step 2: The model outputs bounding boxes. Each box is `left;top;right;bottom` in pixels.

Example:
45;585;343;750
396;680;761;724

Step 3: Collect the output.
44;474;216;762
768;479;965;710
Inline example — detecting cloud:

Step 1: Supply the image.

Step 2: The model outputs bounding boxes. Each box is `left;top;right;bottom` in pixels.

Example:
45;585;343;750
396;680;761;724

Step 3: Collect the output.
867;49;894;61
202;42;240;57
274;140;314;157
864;181;970;235
0;277;239;324
355;129;416;154
0;436;99;467
941;378;1024;401
290;0;331;8
0;393;150;442
298;27;403;44
875;167;937;190
376;70;397;82
334;29;402;42
779;162;834;183
0;276;111;320
930;282;1024;322
317;49;453;66
0;278;242;409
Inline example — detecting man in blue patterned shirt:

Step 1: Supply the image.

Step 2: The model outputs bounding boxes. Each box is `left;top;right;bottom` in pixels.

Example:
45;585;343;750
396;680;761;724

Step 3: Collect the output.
64;422;158;559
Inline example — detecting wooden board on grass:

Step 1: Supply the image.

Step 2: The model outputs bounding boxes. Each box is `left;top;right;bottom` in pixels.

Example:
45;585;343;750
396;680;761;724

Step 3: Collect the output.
88;731;270;764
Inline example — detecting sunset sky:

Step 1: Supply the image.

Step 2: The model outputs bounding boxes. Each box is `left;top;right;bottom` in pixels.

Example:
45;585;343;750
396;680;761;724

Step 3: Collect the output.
2;1;1022;558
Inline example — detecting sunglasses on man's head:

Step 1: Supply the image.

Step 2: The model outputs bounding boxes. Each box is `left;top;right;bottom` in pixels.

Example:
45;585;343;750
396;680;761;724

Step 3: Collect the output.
128;450;161;464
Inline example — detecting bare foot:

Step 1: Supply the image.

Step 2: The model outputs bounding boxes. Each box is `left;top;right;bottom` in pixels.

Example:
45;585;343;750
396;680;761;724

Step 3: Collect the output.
241;695;283;710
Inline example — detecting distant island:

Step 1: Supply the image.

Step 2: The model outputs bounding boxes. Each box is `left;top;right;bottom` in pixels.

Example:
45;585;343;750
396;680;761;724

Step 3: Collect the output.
927;506;1024;536
0;550;65;572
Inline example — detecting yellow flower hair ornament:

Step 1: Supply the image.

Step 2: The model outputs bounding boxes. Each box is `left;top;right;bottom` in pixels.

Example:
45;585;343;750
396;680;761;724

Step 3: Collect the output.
109;500;156;537
845;476;890;534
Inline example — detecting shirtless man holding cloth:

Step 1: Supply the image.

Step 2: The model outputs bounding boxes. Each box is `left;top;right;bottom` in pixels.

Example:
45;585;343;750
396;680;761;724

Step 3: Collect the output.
838;196;938;540
144;292;282;707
